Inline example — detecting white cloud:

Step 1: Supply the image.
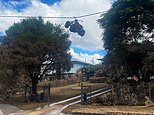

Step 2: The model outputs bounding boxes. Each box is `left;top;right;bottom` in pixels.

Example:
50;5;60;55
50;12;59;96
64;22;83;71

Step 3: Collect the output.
0;2;20;33
52;0;112;50
0;0;112;50
70;48;103;65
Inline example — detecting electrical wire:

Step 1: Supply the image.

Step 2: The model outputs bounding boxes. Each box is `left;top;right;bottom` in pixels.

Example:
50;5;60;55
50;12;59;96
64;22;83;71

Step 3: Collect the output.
77;11;106;18
0;11;106;19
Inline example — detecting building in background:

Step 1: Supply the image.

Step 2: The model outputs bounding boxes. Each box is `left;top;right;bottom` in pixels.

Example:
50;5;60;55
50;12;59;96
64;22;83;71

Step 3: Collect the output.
69;58;90;74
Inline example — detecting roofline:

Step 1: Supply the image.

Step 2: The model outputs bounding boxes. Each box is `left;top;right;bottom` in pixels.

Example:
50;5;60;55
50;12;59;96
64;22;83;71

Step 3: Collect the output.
72;61;91;65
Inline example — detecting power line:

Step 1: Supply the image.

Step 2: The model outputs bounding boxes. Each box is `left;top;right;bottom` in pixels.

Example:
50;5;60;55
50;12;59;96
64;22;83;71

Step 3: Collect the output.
77;11;105;18
0;15;73;19
0;11;105;19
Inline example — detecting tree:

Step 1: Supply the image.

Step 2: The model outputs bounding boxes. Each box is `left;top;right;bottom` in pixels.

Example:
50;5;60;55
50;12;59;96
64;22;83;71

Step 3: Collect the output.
98;0;154;104
98;0;154;49
81;65;96;81
0;18;72;100
98;0;154;74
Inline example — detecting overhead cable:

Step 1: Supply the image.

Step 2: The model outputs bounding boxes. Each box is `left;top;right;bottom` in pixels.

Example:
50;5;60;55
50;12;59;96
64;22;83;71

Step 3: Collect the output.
0;11;105;19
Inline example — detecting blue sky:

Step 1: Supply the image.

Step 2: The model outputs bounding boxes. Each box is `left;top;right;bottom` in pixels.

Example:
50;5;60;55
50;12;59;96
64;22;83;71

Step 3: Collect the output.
41;0;61;5
1;0;32;12
72;47;107;56
1;0;61;11
0;0;112;64
0;32;3;36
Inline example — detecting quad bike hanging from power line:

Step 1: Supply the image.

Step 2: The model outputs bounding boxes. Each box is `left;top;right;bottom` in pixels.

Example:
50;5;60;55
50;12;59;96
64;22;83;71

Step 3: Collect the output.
65;19;85;37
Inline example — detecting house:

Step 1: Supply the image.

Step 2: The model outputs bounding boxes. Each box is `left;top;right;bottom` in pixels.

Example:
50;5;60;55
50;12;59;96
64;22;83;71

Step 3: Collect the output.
69;58;90;74
42;58;91;80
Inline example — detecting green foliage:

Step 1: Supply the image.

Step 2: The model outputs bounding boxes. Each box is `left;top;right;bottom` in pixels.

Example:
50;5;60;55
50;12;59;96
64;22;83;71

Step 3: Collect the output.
98;0;154;50
83;65;96;80
98;0;154;73
0;18;72;100
97;0;154;105
78;65;96;81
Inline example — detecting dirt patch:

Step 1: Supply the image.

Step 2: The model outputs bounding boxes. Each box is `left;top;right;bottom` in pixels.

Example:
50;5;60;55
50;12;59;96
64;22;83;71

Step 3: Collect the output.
63;104;154;115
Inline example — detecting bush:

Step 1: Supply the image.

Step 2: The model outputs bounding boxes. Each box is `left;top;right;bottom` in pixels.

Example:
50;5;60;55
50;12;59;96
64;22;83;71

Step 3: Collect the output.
38;76;79;87
89;77;107;83
92;93;117;105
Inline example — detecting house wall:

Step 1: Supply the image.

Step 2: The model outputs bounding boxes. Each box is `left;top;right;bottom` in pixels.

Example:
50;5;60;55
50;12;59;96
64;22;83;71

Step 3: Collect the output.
69;63;84;73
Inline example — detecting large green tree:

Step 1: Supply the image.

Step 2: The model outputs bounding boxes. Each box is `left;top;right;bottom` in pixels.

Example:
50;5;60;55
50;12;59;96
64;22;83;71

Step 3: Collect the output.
98;0;154;104
98;0;154;49
98;0;154;74
0;18;72;100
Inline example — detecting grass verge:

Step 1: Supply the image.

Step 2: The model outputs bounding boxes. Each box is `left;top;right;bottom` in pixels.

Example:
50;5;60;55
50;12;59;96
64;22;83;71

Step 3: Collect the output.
6;82;108;110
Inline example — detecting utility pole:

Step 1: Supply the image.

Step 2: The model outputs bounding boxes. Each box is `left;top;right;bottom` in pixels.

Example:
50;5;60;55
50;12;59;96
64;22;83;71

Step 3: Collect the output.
92;58;94;65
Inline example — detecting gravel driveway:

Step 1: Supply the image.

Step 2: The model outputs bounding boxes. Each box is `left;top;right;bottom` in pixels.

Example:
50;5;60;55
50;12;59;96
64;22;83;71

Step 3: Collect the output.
0;104;21;115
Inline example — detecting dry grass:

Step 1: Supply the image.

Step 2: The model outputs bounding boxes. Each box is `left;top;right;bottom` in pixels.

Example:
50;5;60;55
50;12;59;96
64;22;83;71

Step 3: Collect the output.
7;82;107;110
51;82;107;103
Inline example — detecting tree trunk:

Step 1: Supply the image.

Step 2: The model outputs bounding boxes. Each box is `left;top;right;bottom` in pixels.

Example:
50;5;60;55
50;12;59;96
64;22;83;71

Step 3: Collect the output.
32;79;37;94
30;74;39;102
56;68;61;80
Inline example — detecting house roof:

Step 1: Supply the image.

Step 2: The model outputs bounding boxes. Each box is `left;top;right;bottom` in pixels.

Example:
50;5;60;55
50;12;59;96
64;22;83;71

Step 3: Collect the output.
71;57;91;65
